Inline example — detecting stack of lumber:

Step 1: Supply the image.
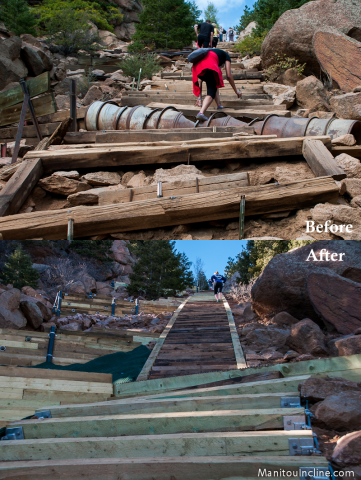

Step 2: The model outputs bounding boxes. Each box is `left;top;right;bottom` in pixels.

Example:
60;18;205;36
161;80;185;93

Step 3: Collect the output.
0;327;147;367
1;354;360;479
59;292;179;318
0;366;113;425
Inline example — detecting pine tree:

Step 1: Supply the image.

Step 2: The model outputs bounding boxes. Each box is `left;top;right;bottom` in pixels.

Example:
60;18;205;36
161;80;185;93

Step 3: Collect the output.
127;241;194;299
129;0;199;51
203;2;219;25
1;247;39;289
0;0;37;36
225;240;314;284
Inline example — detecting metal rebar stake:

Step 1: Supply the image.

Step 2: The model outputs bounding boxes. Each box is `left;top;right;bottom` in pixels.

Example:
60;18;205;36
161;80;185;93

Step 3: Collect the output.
239;195;245;240
70;79;77;132
67;211;74;240
20;78;42;141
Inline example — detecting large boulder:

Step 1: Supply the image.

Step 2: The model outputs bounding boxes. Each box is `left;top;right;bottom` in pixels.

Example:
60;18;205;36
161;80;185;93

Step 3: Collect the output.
332;431;361;468
20;300;44;329
333;335;361;356
0;288;27;328
306;271;361;334
310;203;361;240
81;274;97;293
96;282;114;295
82;86;103;106
20;293;52;321
237;21;257;42
295;76;330;111
251;241;361;321
329;93;361;120
286;318;328;355
261;0;361;75
20;45;45;76
152;164;204;184
313;391;361;431
114;23;137;42
0;38;28;90
299;376;361;402
68;281;86;295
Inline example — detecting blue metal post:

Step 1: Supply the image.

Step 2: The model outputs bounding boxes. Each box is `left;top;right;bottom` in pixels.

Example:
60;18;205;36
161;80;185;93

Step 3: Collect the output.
46;326;56;363
111;298;115;316
135;298;139;315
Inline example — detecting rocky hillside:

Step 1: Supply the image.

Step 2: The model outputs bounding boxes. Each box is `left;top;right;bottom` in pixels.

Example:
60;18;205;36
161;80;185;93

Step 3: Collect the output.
228;241;361;368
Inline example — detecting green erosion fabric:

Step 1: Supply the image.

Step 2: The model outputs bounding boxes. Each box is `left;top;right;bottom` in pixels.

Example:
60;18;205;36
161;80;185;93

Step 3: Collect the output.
29;345;150;383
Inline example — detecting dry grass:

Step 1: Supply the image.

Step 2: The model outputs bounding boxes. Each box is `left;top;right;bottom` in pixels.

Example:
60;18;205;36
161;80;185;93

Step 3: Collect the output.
228;278;256;304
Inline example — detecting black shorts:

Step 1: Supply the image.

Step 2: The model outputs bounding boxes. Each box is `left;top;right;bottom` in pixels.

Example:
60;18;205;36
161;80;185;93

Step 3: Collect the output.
212;37;219;48
214;281;223;294
198;69;217;99
197;34;210;48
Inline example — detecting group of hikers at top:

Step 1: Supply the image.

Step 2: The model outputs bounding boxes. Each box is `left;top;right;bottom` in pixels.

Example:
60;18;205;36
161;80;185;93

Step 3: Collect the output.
194;22;235;49
209;271;227;302
191;19;241;122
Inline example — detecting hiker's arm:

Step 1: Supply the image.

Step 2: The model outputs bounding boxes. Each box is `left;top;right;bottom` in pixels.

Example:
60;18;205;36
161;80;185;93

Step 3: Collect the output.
225;60;242;97
194;25;198;36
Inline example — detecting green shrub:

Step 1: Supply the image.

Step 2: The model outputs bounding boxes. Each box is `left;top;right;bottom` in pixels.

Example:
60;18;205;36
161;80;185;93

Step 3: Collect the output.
0;0;37;36
233;30;267;57
36;0;123;34
264;53;305;82
119;54;162;81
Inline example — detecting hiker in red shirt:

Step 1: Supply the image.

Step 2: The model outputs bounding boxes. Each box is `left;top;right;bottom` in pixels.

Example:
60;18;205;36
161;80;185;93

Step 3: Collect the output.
192;48;242;121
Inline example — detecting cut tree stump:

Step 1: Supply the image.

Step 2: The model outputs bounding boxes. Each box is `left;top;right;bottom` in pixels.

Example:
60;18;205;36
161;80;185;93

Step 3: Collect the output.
307;271;361;335
313;28;361;92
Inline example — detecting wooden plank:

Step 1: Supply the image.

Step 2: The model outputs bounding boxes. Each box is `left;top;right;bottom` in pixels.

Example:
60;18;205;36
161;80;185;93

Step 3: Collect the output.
121;96;285;110
0;388;24;400
137;298;190;381
44;106;87;123
302;138;346;180
8;407;305;439
331;145;361;158
0;456;329;480
0;93;57;127
26;136;332;171
22;389;111;404
38;391;298;418
58;135;276;149
0;340;38;349
0;431;313;462
0;158;43;217
223;298;247;369
0;376;113;394
0;352;91;367
98;172;250;205
147;102;291;119
0;176;338;240
0;399;61;409
0;366;112;384
0;72;50;110
94;126;255;143
113;354;361;398
0;122;61;139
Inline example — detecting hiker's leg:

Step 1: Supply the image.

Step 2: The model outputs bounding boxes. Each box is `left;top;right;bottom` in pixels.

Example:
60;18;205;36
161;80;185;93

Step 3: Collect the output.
200;71;217;115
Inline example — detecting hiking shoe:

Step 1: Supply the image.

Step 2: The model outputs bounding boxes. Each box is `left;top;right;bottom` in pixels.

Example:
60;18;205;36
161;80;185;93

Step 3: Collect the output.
217;105;224;110
196;112;208;121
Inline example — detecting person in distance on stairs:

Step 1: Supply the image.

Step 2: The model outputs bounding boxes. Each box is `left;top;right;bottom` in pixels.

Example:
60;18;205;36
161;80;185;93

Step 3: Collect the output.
211;271;227;302
192;48;242;121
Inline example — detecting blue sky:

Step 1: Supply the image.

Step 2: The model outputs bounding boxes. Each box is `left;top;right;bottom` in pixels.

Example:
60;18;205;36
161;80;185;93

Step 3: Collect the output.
196;0;256;30
174;240;247;278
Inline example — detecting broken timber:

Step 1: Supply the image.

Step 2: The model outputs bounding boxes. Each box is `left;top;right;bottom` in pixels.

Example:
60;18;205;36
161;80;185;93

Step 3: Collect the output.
302;138;346;180
24;136;332;171
0;176;339;239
